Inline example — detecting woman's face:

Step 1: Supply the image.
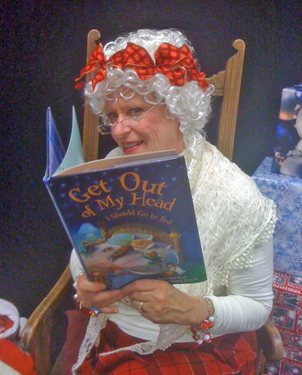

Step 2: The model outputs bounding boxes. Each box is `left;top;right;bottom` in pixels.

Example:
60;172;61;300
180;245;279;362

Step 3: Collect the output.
104;92;184;155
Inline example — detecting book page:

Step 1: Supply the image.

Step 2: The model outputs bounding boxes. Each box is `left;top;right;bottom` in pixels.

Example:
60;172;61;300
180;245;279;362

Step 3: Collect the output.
53;107;84;176
55;149;177;177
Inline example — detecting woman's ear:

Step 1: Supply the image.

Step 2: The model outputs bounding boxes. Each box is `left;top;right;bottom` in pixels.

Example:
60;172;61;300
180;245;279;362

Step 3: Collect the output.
165;107;180;124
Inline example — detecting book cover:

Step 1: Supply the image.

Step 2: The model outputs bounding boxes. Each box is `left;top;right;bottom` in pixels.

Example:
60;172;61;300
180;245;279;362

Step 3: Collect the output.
44;108;207;289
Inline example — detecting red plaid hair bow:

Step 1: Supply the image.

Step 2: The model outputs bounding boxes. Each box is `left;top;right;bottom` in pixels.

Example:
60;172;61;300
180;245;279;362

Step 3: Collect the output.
75;42;209;92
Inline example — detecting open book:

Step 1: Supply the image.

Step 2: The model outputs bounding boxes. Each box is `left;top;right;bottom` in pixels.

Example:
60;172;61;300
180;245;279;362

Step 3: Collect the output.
43;107;207;289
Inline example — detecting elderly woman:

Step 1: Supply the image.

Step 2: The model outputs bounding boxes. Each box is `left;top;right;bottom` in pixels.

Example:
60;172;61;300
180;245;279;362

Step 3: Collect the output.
69;28;276;375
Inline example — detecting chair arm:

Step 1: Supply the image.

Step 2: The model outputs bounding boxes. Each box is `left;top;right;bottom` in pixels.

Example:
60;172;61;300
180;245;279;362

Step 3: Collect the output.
256;318;283;363
20;265;73;375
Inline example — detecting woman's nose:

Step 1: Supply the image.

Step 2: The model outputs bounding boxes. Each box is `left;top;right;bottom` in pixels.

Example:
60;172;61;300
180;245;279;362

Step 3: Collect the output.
111;118;131;138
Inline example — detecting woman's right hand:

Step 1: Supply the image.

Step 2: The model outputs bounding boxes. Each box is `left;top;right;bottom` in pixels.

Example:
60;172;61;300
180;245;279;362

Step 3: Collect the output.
76;273;127;314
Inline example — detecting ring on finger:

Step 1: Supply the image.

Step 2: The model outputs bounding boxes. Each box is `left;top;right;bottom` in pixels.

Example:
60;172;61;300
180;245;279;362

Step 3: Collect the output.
137;301;144;313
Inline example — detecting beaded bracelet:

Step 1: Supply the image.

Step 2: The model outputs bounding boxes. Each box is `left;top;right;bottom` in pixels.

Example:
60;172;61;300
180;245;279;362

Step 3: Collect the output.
73;288;101;318
73;295;101;317
191;297;215;345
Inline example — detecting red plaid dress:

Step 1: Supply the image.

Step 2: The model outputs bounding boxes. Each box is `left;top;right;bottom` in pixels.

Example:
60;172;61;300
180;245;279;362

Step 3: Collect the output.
79;320;258;375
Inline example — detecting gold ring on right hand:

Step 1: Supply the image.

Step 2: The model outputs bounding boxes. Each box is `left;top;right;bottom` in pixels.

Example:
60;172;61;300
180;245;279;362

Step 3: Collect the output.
137;301;144;313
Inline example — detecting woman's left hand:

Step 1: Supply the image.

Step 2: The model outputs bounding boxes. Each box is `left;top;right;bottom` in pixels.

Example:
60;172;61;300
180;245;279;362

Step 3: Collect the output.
122;279;207;326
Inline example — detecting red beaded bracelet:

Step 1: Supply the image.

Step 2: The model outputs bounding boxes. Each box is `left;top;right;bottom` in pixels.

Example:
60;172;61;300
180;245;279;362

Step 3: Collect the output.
73;293;100;317
191;297;215;345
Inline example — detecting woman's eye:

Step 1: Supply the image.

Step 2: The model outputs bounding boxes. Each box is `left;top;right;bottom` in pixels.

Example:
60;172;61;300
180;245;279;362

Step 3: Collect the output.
129;108;143;116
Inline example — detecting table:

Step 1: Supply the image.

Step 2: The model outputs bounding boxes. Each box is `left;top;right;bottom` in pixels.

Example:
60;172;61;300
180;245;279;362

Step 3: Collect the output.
253;157;302;277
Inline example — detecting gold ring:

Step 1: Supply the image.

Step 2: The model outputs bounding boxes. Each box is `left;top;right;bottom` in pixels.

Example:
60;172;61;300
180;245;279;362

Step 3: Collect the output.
137;301;144;313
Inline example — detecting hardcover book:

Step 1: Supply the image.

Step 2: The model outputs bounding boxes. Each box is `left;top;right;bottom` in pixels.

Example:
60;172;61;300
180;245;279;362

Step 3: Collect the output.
43;107;207;289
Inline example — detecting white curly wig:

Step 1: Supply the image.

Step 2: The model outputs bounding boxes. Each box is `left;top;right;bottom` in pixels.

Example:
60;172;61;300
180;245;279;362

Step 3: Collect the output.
84;29;214;149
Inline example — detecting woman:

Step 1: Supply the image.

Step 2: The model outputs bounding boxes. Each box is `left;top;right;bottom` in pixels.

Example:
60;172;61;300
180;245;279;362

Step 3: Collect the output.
69;28;276;375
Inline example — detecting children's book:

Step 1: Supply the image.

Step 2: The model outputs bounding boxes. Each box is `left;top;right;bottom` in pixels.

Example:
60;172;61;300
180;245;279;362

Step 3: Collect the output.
43;107;207;289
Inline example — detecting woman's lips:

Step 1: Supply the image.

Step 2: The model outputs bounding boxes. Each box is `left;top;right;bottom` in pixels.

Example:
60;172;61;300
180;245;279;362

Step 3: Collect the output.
122;141;144;152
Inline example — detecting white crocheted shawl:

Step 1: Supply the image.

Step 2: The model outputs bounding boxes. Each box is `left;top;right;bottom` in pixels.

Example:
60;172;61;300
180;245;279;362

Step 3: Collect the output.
72;140;276;374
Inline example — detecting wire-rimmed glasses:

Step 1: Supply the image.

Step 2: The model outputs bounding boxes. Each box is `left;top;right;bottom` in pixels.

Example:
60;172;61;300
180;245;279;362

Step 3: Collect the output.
97;105;157;135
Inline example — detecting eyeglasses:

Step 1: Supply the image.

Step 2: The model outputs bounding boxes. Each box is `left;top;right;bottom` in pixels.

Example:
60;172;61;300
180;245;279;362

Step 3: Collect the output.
97;105;157;135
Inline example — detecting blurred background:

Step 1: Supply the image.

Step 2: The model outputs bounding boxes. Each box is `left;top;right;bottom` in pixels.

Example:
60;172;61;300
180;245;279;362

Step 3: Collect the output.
1;0;301;318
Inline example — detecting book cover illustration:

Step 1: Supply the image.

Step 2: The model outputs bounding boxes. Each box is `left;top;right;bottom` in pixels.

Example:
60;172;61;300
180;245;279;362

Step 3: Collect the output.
272;85;302;179
44;108;206;289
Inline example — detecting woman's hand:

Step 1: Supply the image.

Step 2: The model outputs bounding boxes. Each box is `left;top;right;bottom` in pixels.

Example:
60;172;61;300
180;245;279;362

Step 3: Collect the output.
122;279;209;326
76;273;127;314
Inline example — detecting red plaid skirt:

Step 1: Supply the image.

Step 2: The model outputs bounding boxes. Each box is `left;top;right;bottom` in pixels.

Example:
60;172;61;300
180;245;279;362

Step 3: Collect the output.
79;320;258;375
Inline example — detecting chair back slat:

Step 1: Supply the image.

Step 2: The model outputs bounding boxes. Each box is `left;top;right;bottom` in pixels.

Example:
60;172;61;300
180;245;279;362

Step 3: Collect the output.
207;39;245;160
82;29;101;162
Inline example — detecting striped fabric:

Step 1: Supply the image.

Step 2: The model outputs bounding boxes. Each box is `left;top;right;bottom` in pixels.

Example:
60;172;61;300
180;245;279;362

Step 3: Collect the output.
80;320;258;375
